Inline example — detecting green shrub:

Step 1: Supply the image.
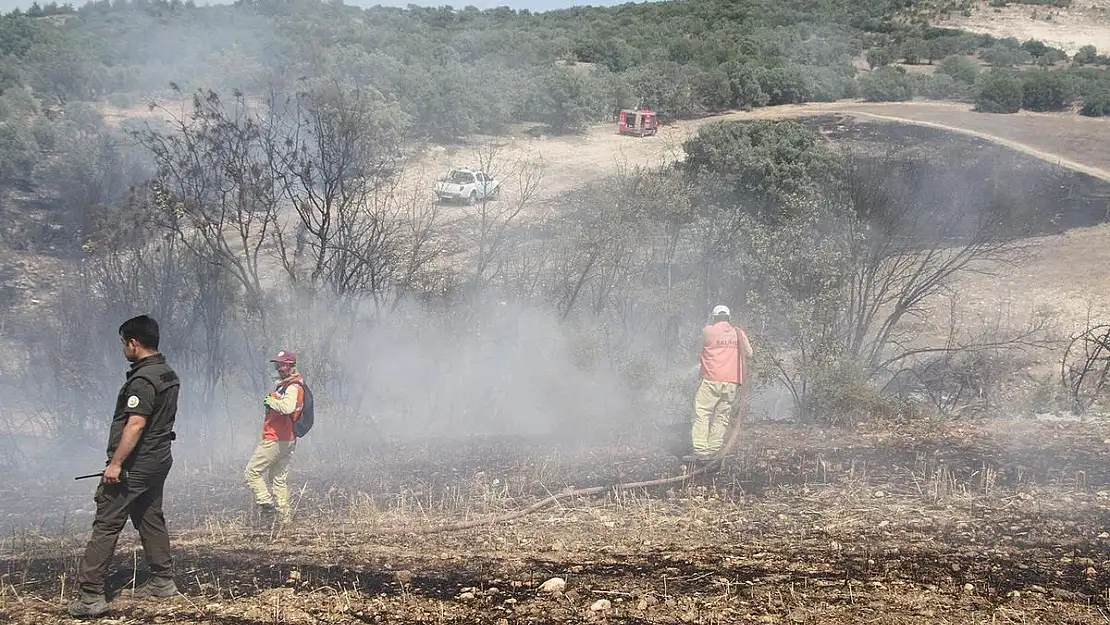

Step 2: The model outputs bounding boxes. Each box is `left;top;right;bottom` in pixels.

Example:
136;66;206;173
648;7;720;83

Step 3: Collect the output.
914;73;971;100
859;65;913;102
975;71;1023;113
982;44;1032;68
1081;91;1110;117
866;47;894;69
1021;70;1073;111
1074;45;1099;65
937;54;980;83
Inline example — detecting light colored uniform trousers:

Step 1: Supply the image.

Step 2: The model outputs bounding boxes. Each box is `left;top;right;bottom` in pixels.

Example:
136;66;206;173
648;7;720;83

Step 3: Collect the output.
693;379;739;456
245;440;296;514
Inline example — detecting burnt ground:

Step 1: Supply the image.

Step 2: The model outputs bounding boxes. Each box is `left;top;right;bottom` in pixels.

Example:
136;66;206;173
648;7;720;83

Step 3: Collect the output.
5;419;1110;623
801;113;1110;236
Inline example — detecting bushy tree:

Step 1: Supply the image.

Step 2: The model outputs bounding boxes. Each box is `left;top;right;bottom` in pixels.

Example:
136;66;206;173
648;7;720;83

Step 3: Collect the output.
937;54;979;83
533;66;604;134
681;119;840;224
982;44;1032;68
866;47;894;69
1021;70;1073;112
721;61;769;110
758;65;813;106
975;71;1024;113
1080;91;1110;117
859;65;914;102
1074;44;1099;65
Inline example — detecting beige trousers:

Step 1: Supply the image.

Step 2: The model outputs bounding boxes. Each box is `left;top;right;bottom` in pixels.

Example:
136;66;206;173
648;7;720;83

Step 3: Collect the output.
692;379;738;456
244;440;296;514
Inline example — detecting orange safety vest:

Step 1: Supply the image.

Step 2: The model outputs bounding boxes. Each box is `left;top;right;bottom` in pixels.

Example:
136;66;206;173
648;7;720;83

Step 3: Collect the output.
700;321;746;385
262;375;305;442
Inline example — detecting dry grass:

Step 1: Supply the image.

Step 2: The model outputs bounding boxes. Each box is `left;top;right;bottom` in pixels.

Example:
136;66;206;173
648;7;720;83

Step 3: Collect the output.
4;421;1110;623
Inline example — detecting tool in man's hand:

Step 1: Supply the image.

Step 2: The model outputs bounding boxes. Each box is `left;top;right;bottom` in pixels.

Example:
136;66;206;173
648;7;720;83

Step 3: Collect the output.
74;470;129;481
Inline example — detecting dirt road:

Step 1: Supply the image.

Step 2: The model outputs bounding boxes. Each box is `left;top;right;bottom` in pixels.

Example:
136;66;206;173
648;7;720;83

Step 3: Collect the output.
418;100;1110;333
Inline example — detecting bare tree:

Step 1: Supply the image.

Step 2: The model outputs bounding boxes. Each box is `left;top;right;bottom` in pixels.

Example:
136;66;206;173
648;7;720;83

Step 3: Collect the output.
750;149;1040;417
465;141;545;287
136;88;280;320
268;81;411;302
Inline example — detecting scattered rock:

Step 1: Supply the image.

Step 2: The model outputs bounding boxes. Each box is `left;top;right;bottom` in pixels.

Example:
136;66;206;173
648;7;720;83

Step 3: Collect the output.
873;490;886;498
457;591;475;600
963;583;975;593
539;577;567;594
590;599;611;611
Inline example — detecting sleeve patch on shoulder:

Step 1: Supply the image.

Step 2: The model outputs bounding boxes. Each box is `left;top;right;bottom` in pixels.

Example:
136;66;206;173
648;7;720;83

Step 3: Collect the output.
127;395;140;409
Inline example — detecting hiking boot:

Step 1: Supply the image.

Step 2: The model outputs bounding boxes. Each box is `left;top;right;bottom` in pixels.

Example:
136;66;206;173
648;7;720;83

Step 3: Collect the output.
122;576;178;598
68;590;109;618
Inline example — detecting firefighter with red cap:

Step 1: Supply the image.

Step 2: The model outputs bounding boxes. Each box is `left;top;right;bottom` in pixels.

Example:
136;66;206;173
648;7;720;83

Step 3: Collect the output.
244;349;306;523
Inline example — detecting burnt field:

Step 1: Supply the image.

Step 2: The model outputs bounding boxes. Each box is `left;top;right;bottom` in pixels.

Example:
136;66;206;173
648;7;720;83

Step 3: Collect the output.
5;116;1110;624
802;113;1110;236
5;420;1110;624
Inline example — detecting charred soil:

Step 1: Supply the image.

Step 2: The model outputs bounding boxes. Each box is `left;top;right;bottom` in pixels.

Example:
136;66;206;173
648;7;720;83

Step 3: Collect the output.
5;420;1110;623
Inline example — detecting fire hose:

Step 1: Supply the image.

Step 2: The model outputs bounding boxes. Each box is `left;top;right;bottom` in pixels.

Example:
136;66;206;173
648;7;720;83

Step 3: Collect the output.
368;377;752;536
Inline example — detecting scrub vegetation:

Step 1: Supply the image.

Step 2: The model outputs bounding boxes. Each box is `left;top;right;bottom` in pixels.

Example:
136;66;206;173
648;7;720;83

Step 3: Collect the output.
3;0;1110;623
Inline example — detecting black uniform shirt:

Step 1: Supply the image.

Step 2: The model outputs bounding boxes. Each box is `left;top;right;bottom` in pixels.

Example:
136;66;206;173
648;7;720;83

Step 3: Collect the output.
106;354;179;473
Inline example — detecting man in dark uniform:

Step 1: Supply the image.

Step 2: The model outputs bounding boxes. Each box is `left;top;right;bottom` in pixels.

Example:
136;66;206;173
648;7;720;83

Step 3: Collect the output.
69;315;181;618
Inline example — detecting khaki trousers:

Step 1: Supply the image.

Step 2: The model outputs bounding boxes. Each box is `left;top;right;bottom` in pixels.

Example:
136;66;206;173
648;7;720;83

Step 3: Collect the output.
692;379;738;456
244;440;295;514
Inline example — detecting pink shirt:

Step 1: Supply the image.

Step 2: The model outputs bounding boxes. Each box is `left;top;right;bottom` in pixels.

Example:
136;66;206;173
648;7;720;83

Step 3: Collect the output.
700;322;746;384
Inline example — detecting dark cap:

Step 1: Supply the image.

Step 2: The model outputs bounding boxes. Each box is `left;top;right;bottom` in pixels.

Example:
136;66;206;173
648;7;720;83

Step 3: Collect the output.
269;349;297;364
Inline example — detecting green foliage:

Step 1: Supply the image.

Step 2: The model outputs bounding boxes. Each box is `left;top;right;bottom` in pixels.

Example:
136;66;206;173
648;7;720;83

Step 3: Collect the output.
913;72;972;100
0;0;1041;141
1074;45;1099;66
1080;91;1110;117
681;120;840;224
1020;39;1050;58
866;47;894;69
532;66;605;134
758;65;814;106
975;71;1024;113
859;65;914;101
937;54;979;83
982;43;1032;68
1020;70;1073;111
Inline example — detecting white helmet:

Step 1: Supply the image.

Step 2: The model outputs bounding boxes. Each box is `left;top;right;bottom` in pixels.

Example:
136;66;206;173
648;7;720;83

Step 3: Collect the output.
712;305;730;317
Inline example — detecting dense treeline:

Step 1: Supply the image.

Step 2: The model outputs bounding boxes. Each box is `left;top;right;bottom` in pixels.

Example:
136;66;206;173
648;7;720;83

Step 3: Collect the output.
4;0;1110;255
1;0;1104;138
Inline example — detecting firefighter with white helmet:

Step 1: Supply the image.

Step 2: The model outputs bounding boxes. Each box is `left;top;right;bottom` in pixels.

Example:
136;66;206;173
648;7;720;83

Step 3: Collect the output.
689;305;753;461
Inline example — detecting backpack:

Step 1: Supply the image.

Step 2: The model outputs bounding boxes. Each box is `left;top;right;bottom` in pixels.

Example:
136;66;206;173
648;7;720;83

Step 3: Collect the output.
293;382;315;438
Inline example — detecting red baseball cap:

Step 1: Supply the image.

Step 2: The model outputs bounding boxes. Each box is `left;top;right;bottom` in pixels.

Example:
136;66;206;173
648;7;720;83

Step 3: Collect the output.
269;349;297;364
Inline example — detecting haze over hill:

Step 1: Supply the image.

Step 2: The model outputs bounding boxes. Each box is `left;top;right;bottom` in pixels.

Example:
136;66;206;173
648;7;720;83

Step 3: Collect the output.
0;0;639;10
6;1;1110;622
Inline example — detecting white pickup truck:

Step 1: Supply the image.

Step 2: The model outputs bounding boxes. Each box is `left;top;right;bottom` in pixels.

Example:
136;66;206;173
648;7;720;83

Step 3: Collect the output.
433;168;502;205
